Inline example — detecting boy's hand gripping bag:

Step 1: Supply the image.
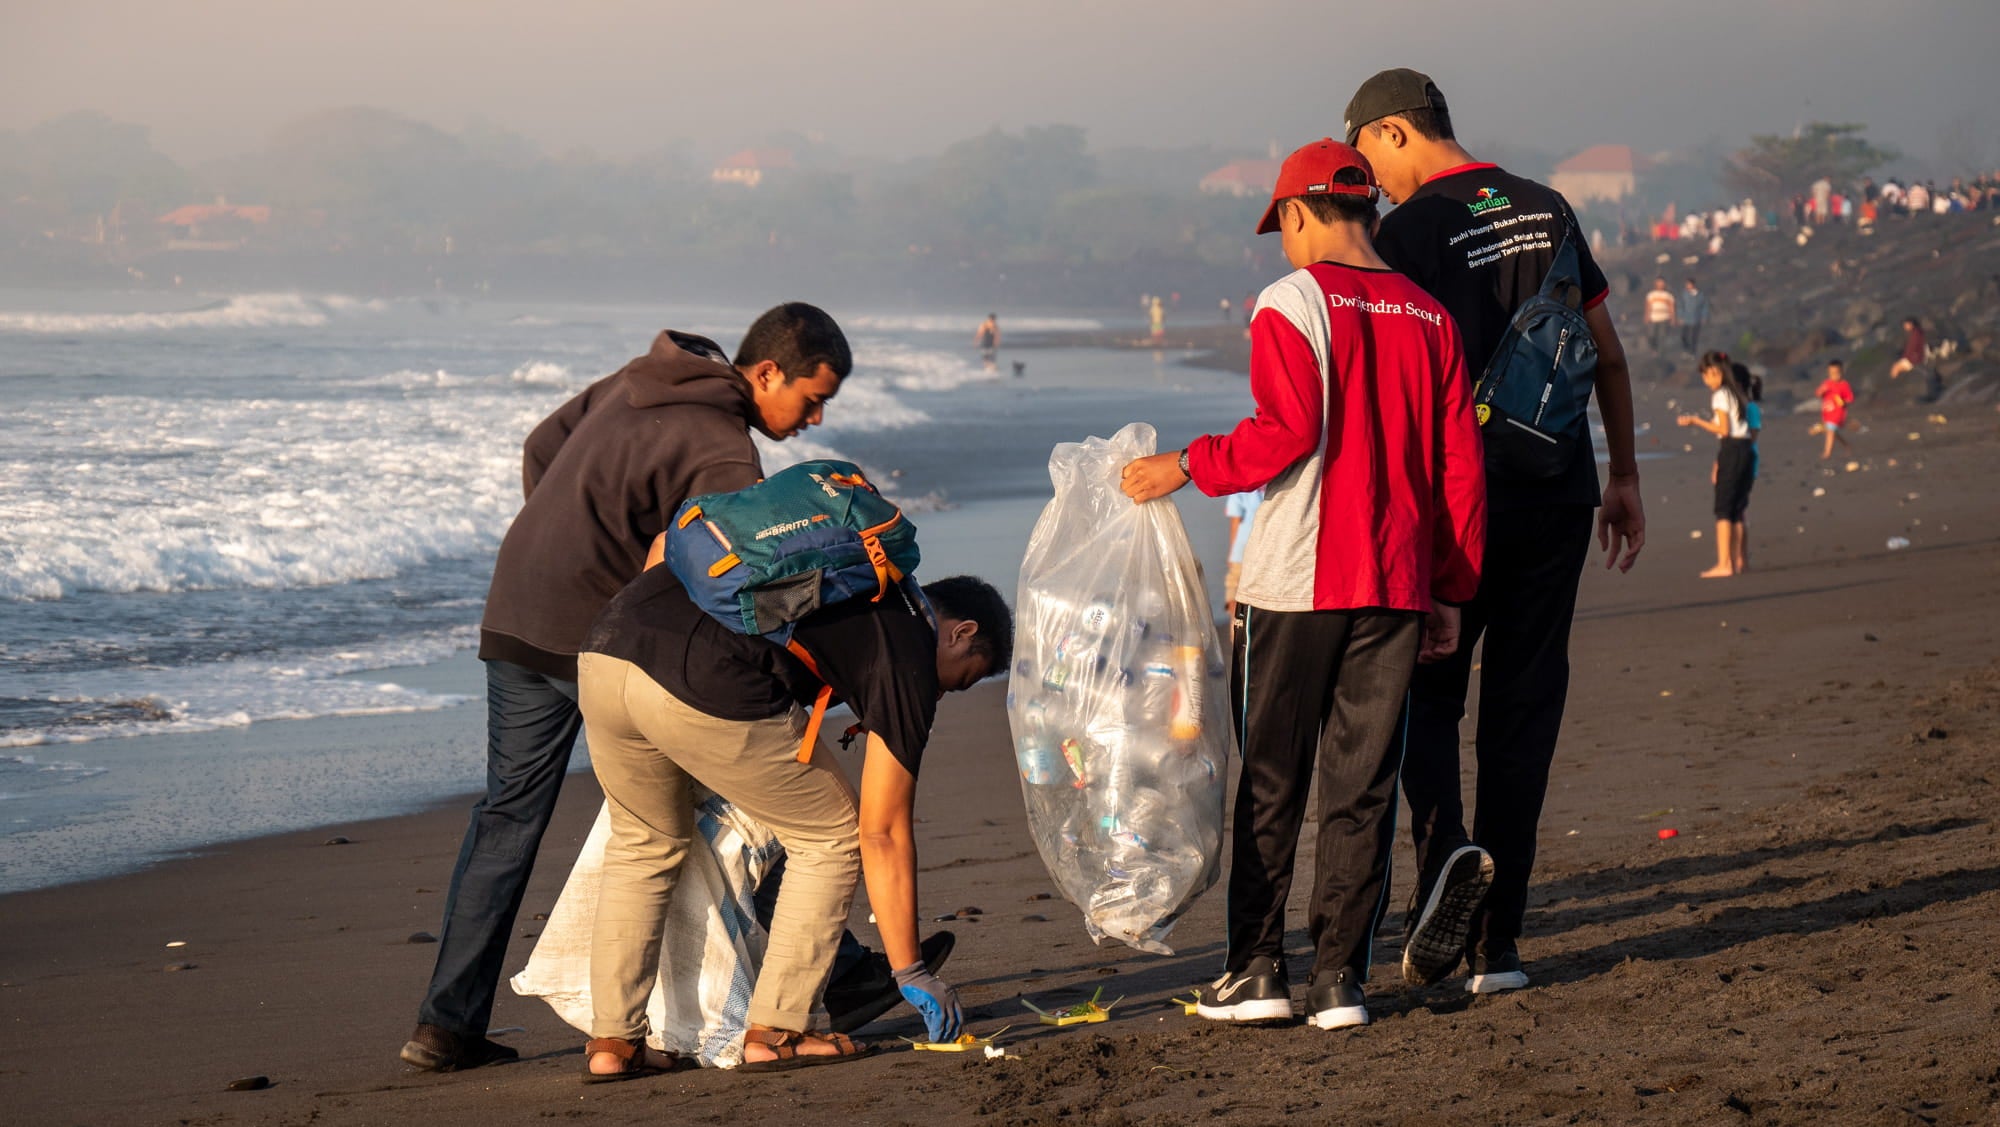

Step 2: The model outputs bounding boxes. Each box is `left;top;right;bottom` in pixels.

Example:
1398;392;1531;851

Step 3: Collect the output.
1008;423;1230;954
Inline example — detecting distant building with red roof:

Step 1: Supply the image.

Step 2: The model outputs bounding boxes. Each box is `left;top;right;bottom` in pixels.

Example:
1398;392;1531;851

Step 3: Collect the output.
157;198;273;249
158;203;272;228
1550;145;1642;206
1199;159;1283;199
711;149;796;189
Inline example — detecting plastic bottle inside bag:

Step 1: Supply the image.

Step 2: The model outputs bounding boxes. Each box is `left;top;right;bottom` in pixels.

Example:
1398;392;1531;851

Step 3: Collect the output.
1169;644;1205;740
1135;641;1176;727
1013;701;1055;785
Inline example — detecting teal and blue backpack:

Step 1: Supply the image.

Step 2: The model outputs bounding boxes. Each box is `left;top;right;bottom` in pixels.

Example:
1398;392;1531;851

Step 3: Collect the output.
666;459;922;642
1471;226;1599;480
665;459;923;763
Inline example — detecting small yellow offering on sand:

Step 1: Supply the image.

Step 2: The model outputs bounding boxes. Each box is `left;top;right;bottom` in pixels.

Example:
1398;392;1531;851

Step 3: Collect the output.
1022;986;1122;1026
1171;992;1201;1015
906;1026;1010;1052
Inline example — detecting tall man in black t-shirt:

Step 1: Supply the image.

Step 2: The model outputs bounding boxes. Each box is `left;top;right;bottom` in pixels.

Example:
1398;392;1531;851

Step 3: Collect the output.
1345;69;1647;995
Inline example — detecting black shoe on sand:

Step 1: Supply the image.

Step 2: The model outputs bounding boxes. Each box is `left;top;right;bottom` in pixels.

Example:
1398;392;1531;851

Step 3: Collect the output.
1305;967;1369;1030
1465;941;1530;994
400;1023;520;1072
1403;843;1494;986
824;931;956;1034
1195;956;1293;1023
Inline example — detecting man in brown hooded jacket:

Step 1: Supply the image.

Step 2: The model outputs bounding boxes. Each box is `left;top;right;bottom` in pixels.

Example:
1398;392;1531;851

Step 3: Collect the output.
403;303;851;1071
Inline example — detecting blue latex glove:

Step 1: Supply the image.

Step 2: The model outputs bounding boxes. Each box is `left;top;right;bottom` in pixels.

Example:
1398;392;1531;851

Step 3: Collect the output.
893;961;963;1042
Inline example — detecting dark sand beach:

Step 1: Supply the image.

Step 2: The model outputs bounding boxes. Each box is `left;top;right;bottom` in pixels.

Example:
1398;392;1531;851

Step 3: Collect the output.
4;394;1998;1126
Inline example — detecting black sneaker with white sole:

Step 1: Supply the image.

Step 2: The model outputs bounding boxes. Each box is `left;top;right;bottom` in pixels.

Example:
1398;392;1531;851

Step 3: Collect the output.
1465;941;1530;994
1304;967;1369;1030
1402;843;1495;986
1194;956;1293;1023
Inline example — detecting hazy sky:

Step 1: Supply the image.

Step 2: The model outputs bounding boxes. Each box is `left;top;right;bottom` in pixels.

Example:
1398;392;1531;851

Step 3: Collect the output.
5;0;1997;167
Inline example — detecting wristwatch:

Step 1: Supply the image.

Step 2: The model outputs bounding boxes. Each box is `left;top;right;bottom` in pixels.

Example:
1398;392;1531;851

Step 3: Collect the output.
1177;448;1190;477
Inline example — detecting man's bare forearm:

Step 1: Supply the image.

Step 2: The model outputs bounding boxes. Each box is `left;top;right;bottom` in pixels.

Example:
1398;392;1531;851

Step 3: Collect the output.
1585;304;1639;477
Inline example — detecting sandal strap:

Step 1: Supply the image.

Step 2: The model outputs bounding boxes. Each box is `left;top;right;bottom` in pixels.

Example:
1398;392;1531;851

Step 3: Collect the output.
584;1036;640;1062
744;1027;801;1057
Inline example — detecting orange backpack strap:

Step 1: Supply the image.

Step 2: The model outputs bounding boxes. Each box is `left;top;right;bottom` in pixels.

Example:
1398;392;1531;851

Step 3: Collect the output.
783;639;831;764
862;535;891;602
855;510;905;602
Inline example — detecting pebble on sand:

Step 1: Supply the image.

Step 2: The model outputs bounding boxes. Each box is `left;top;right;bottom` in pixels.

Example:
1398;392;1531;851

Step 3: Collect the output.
226;1076;271;1092
165;962;196;972
323;836;351;846
407;931;438;944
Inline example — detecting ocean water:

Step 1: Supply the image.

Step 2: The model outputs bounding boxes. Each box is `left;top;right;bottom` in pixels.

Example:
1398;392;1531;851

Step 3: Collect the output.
0;288;1251;890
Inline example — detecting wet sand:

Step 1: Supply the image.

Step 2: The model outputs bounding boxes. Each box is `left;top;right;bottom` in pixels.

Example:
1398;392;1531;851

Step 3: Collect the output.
3;396;1997;1125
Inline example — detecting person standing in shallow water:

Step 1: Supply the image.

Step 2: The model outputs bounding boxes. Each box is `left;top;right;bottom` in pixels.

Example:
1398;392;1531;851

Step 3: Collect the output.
401;304;867;1073
974;313;1000;371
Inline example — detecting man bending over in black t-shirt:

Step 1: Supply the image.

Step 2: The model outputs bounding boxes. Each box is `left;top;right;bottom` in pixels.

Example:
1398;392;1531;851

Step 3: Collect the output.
573;569;1012;1078
1344;68;1647;997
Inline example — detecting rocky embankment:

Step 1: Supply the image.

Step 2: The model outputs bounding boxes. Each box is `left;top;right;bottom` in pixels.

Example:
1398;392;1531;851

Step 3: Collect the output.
1600;210;2000;411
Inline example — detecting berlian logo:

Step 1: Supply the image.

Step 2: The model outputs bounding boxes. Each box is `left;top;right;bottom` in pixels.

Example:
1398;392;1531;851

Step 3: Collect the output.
1467;186;1512;216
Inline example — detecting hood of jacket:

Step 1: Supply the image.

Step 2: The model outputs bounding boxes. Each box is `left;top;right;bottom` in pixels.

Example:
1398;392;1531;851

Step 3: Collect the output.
619;330;757;420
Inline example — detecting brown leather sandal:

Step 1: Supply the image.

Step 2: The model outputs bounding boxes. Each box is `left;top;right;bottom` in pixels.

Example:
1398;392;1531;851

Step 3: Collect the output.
735;1027;871;1073
581;1036;680;1084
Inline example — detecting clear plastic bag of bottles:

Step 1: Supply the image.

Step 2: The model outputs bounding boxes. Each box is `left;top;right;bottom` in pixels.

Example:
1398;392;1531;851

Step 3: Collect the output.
1008;422;1230;955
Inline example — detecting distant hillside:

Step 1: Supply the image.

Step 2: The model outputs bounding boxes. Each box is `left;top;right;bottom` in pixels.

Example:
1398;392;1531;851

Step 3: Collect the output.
1598;212;2000;411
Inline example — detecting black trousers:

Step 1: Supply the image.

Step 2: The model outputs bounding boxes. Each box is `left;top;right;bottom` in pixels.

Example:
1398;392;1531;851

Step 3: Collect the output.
1402;504;1593;949
1224;607;1422;983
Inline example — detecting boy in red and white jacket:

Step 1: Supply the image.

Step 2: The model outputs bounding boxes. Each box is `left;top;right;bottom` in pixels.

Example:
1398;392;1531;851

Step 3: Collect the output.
1120;138;1484;1032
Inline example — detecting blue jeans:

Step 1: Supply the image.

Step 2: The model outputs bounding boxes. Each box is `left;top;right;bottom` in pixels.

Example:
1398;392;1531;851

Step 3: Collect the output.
418;659;869;1034
419;660;585;1035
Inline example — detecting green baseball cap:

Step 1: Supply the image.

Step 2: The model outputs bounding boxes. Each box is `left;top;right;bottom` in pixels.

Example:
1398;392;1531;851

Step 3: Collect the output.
1343;68;1449;146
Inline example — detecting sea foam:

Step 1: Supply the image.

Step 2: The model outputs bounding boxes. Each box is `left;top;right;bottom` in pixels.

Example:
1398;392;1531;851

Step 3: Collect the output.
848;313;1105;333
0;626;478;749
0;293;372;334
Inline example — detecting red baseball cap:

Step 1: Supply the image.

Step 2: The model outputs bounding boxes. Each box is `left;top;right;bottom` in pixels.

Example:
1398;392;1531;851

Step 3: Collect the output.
1255;139;1381;234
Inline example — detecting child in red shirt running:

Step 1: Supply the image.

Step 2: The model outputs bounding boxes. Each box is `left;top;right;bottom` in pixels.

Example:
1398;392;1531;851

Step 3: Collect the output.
1817;359;1855;460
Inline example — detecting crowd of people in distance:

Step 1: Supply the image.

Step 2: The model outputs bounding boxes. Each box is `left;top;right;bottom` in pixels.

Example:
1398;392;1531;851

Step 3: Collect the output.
1609;170;2000;257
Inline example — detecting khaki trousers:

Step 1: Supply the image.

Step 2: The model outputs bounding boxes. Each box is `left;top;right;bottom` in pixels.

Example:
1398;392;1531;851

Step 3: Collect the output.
577;652;861;1036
